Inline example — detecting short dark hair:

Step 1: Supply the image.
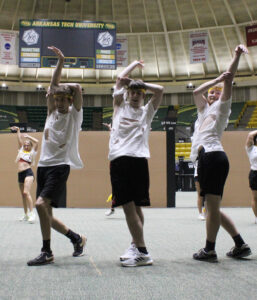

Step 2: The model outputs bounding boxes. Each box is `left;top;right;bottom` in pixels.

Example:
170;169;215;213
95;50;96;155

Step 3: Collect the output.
128;80;146;91
254;135;257;145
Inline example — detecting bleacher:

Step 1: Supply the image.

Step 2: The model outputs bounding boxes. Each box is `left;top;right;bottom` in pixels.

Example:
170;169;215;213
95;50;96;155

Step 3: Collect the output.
175;142;191;161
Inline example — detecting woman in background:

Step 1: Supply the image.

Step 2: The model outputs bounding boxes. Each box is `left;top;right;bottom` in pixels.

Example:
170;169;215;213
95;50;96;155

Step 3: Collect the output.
12;126;38;223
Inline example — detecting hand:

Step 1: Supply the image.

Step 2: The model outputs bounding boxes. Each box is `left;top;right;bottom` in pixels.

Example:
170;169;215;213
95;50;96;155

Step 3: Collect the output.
217;71;233;83
235;44;248;55
136;60;144;69
118;76;132;87
48;46;65;60
11;126;19;131
102;123;112;131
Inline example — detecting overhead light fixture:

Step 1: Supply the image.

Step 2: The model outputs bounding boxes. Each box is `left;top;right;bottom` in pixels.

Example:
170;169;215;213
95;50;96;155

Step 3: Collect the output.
0;83;8;90
186;82;195;89
36;84;45;91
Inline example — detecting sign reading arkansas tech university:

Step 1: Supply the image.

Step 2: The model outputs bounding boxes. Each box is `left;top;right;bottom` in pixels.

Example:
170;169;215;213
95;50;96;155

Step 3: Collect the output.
19;20;116;70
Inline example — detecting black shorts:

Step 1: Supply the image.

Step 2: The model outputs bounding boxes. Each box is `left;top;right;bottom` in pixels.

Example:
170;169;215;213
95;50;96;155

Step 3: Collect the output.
110;156;150;208
197;148;229;197
36;165;70;208
249;170;257;191
18;168;34;183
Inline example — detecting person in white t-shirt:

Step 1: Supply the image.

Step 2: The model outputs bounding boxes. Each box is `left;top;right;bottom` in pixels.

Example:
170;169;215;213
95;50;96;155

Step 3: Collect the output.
191;44;251;262
27;46;85;266
11;126;38;223
245;130;257;223
109;60;163;267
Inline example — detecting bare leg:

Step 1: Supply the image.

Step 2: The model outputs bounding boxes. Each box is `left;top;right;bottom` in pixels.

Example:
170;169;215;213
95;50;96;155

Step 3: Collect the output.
19;183;27;214
205;194;221;242
123;202;145;248
35;197;51;240
23;176;34;212
251;190;257;217
130;206;145;244
220;211;239;236
195;181;204;214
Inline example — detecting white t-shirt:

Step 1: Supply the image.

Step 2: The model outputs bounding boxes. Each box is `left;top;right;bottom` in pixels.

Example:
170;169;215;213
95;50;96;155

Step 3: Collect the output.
190;98;231;163
108;99;157;161
246;145;257;171
38;105;84;169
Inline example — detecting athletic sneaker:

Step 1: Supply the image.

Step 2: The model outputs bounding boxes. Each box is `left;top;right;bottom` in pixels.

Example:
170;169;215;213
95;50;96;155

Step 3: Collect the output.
105;208;115;216
121;249;153;267
27;251;54;266
226;244;251;258
19;214;28;222
27;212;36;224
120;243;136;261
198;213;206;221
72;235;87;257
193;248;218;262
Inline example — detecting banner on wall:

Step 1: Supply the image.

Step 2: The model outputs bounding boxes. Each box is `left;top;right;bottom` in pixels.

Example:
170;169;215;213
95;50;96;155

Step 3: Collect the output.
246;24;257;47
116;36;128;67
0;31;18;65
189;31;208;64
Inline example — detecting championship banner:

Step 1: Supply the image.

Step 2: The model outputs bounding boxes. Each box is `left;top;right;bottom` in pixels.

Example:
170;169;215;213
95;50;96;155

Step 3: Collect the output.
189;31;208;64
246;24;257;47
116;36;128;67
0;31;18;65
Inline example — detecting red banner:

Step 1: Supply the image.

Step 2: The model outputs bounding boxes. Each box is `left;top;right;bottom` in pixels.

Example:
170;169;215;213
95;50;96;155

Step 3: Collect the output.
246;24;257;47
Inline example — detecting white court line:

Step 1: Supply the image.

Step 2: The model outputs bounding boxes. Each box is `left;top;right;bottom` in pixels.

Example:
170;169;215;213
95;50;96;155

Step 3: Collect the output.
89;256;102;276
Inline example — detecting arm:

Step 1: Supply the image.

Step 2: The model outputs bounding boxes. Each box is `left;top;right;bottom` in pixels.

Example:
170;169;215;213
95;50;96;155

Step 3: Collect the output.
47;46;65;115
23;134;39;152
193;77;221;111
114;60;144;107
66;83;83;112
221;44;248;102
246;130;257;148
102;123;112;131
11;126;23;148
144;83;164;110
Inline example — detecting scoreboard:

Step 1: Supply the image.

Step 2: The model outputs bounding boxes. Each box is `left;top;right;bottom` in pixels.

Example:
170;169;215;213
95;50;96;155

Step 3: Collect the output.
19;20;116;70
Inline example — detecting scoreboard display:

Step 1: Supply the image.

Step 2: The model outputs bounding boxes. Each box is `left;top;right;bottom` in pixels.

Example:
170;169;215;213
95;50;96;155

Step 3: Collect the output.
19;20;116;70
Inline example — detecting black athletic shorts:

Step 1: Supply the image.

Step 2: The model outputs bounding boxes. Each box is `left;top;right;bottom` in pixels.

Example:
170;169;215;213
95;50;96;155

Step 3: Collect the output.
249;170;257;191
197;148;229;197
18;168;34;183
110;156;150;208
36;165;70;208
194;176;199;182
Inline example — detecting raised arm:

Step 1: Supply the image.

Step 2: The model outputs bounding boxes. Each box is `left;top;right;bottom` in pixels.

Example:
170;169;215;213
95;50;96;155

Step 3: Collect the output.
221;44;248;102
144;83;164;110
65;83;83;112
11;126;23;148
246;130;257;148
193;77;223;111
23;134;39;152
114;60;144;107
47;46;65;115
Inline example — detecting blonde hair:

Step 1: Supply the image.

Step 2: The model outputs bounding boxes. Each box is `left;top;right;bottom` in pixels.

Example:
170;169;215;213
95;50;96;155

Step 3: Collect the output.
208;83;223;94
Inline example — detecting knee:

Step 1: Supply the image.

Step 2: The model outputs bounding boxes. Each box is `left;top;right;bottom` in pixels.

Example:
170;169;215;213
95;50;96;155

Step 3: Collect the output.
35;198;46;210
22;190;29;198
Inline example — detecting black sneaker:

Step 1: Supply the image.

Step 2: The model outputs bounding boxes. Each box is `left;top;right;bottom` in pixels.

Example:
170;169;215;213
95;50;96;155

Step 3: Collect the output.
226;244;251;258
72;235;87;257
193;248;218;262
27;251;54;266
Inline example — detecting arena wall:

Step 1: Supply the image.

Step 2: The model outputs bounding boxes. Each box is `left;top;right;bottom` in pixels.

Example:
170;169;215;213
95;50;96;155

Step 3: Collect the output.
0;131;251;208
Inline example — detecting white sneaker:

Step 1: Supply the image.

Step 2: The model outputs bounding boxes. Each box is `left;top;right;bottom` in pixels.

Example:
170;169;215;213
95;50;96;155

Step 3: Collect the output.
19;214;28;222
120;243;137;261
27;212;36;224
198;213;206;221
121;249;153;267
105;209;115;216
